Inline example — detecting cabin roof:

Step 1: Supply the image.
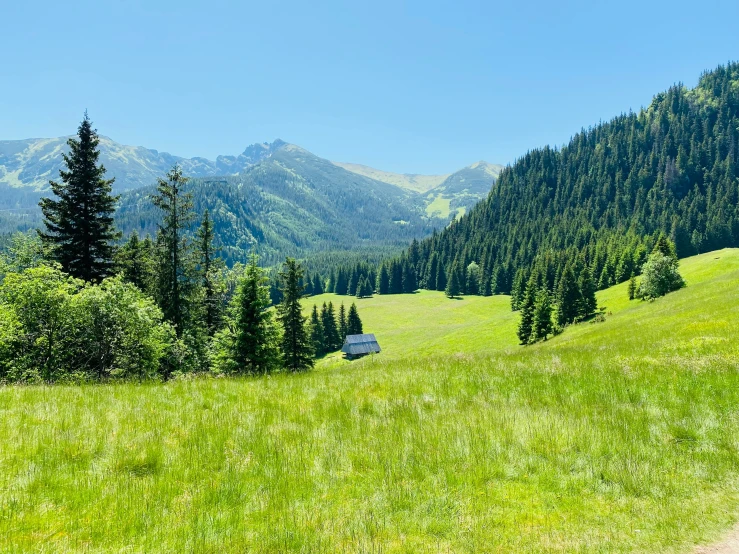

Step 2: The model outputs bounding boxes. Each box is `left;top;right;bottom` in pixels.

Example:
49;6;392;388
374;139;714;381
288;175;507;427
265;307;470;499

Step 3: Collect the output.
341;334;381;355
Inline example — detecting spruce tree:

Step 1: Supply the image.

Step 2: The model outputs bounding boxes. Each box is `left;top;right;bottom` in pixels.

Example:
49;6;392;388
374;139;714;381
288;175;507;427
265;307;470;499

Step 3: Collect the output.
277;258;313;372
402;262;417;293
555;264;580;326
377;265;390;294
517;276;537;344
196;210;225;336
312;274;324;295
39;113;120;282
363;276;374;297
532;288;554;341
338;302;348;340
426;253;439;291
116;231;155;294
445;268;460;298
628;273;637;300
347;303;363;335
435;261;447;291
309;304;325;356
213;253;279;374
577;266;597;320
355;276;365;298
151;165;197;338
321;301;341;351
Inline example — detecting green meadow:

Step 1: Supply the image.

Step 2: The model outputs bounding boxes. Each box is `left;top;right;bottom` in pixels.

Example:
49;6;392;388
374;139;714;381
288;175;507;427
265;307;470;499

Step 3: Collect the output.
2;250;739;552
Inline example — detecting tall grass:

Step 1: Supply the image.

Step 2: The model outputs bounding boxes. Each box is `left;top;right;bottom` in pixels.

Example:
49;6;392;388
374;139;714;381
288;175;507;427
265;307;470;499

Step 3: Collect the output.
1;250;739;552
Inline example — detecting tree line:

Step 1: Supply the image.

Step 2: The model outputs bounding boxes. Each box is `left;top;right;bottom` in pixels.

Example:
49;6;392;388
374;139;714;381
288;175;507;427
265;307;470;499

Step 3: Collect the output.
0;115;365;383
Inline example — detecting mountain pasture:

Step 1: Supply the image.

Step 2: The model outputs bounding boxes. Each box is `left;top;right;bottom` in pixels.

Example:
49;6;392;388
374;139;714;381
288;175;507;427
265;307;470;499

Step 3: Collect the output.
1;251;739;552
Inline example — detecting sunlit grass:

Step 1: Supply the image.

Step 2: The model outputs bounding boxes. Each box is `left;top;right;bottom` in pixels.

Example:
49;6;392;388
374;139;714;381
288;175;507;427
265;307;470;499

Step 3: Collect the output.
1;250;739;552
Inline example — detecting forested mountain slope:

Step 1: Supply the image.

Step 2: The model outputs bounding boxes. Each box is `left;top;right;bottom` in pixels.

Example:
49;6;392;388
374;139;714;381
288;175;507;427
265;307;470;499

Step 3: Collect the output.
116;144;441;265
405;63;739;294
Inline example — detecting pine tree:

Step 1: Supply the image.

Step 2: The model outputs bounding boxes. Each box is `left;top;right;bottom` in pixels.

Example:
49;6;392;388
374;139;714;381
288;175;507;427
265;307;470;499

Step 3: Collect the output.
116;231;154;294
196;210;225;336
338;302;348;340
555;264;580;326
277;258;314;372
312;274;324;295
377;265;390;294
309;304;325;356
151;165;197;338
435;261;447;291
347;302;363;335
577;266;597;320
628;273;637;300
445;268;460;298
653;233;678;259
363;276;374;297
517;276;537;344
321;301;340;351
532;288;554;341
214;254;280;374
402;262;417;293
355;276;365;298
39;113;120;282
426;253;439;291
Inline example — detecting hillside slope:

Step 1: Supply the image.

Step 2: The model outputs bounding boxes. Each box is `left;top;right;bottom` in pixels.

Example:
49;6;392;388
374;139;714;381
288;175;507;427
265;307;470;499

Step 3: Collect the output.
2;251;739;552
403;62;739;296
115;144;443;265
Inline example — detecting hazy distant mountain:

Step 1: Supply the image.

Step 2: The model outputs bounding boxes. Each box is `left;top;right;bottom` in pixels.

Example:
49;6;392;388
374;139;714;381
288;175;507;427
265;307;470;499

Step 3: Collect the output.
0;136;286;194
337;159;503;220
331;162;450;193
0;135;502;261
115;143;446;265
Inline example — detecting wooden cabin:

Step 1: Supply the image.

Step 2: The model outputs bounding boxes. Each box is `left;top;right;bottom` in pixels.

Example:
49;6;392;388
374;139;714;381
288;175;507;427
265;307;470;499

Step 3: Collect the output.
341;334;381;360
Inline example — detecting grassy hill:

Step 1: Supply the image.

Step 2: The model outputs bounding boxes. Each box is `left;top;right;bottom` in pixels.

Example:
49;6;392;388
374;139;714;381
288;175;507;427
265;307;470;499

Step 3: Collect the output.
2;250;739;552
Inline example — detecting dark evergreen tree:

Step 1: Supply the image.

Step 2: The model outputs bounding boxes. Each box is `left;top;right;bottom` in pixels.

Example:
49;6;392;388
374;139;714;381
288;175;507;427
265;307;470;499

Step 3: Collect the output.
628;273;637;300
445;267;461;298
426;252;439;291
435;261;447;292
214;254;280;374
309;304;325;356
116;232;155;294
577;266;597;320
321;301;341;351
338;302;348;341
532;288;554;341
312;274;324;295
377;264;390;294
277;258;314;372
517;276;537;344
555;264;580;326
402;262;417;293
39;113;120;282
347;302;363;335
151;165;197;338
196;209;225;336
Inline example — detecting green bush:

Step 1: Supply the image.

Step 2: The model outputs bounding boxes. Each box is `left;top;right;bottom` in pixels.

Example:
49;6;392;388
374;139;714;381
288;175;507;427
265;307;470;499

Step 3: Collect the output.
637;253;685;300
0;267;174;383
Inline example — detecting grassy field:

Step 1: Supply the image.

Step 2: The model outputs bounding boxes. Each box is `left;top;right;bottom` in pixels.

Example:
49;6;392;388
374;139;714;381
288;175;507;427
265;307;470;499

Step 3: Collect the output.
2;250;739;552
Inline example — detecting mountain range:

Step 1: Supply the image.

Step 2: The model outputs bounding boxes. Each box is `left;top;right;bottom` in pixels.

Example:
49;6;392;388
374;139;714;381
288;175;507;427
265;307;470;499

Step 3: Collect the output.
0;136;501;263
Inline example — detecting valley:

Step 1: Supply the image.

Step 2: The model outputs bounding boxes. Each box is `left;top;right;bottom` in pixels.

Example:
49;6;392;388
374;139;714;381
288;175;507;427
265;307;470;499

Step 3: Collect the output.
2;250;738;552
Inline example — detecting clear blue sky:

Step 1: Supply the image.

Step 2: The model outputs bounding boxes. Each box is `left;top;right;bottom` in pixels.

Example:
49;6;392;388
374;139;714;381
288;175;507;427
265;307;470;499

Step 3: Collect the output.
2;0;738;174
